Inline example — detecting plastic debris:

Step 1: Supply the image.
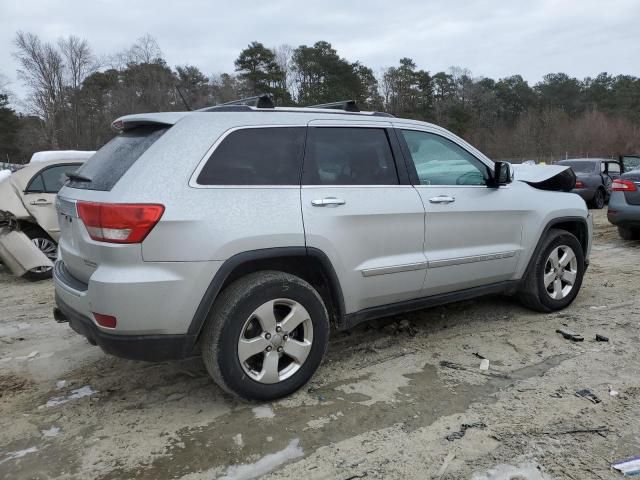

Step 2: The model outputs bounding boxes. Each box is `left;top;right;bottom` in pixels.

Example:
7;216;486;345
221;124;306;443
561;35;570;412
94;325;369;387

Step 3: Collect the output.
56;380;67;389
445;422;487;441
612;456;640;477
479;359;490;370
575;388;601;404
589;305;608;311
609;386;619;397
595;334;609;342
556;328;584;342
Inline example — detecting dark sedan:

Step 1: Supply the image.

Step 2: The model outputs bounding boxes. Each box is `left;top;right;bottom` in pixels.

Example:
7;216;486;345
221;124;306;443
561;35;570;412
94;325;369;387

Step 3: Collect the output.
556;158;623;209
608;167;640;240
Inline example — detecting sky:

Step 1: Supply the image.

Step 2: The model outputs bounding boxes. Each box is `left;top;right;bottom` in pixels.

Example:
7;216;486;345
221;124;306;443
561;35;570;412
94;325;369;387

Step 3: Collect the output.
2;0;639;104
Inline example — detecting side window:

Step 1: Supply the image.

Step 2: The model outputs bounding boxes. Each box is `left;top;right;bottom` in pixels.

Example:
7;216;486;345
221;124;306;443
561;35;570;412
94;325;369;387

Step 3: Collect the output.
607;162;620;175
41;164;80;193
197;127;305;185
303;128;398;185
401;130;488;186
25;174;45;193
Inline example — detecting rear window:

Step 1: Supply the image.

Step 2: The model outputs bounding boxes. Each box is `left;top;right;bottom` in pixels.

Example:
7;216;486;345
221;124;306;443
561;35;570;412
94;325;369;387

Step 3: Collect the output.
197;127;305;185
67;126;168;191
558;161;596;173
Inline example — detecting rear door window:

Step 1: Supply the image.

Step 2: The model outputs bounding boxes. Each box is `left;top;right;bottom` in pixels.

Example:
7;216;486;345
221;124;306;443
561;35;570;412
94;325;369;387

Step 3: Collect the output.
67;126;168;191
303;127;398;185
197;127;306;185
40;164;81;192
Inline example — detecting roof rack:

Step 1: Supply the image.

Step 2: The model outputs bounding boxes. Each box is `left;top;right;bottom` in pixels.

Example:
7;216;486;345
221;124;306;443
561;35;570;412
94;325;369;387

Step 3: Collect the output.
309;100;360;112
199;94;275;112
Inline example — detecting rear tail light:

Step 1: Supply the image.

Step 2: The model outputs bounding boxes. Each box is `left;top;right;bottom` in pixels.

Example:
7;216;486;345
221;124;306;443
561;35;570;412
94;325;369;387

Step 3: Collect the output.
611;179;638;192
77;202;164;244
574;180;585;188
93;312;117;328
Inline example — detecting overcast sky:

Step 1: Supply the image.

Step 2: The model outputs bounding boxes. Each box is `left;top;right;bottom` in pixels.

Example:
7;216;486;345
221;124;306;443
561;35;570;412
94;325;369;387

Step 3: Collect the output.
2;0;639;103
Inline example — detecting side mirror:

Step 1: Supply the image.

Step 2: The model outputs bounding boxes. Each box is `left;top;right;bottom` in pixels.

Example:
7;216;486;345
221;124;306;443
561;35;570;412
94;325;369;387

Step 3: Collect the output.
489;161;514;188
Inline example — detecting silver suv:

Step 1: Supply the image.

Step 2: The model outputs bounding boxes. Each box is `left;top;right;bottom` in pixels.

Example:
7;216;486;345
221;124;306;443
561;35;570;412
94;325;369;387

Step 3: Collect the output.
53;98;592;401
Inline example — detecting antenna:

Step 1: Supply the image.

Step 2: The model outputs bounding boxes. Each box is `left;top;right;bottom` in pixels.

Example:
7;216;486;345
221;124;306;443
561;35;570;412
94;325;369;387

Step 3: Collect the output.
175;86;192;111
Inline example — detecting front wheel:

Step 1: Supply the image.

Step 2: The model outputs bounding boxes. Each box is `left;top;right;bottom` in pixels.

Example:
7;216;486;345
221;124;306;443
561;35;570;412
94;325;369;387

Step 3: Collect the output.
200;271;330;401
22;225;57;281
518;229;585;312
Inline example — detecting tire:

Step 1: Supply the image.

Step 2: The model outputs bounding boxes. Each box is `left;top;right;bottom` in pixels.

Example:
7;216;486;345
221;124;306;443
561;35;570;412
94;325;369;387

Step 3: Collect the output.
200;271;330;401
518;229;585;313
590;189;605;209
22;225;57;281
618;225;640;240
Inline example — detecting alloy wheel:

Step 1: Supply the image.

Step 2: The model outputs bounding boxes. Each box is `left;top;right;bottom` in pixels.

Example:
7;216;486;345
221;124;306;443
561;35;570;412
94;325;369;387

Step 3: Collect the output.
29;237;57;273
237;298;314;384
543;245;578;300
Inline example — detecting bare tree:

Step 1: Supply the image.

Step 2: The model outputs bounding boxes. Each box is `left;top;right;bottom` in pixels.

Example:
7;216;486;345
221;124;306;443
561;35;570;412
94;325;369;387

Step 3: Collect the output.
13;31;65;147
274;44;295;100
127;34;163;64
58;36;96;89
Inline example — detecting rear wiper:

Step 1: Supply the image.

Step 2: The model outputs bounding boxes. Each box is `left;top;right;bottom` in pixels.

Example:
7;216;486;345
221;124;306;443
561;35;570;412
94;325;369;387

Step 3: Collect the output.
65;171;92;183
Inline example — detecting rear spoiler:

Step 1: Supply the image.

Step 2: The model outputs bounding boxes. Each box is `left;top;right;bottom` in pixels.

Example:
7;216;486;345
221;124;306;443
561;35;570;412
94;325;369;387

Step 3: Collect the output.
111;112;189;132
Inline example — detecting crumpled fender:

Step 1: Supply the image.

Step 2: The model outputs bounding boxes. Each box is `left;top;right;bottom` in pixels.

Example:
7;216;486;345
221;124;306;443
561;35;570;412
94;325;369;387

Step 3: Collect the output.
0;176;30;219
0;227;53;277
512;164;576;192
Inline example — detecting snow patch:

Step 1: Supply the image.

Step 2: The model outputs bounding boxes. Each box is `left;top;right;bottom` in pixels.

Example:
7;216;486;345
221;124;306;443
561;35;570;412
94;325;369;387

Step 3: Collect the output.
30;150;95;163
471;462;554;480
43;385;97;407
0;446;38;464
42;426;61;437
219;439;303;480
232;433;244;448
0;169;11;182
251;405;275;419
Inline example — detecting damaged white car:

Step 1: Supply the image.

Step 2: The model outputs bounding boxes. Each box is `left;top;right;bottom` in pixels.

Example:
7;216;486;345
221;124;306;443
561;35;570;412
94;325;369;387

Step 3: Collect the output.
0;152;94;280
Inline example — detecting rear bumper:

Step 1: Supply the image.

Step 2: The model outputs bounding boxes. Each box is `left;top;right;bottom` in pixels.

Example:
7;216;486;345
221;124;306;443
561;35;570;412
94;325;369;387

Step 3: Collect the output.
55;293;198;361
607;193;640;226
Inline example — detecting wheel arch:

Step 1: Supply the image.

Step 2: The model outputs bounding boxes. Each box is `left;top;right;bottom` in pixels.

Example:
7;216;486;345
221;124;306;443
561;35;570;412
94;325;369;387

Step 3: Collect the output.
188;247;346;339
521;216;589;284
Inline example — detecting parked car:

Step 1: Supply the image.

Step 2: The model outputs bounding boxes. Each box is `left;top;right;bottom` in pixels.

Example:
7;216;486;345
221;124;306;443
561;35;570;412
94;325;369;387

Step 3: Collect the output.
0;152;93;280
556;158;623;209
607;165;640;240
53;97;592;401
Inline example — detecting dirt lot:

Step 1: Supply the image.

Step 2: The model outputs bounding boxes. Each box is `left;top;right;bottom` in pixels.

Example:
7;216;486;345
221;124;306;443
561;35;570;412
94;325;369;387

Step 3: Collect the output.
1;209;639;479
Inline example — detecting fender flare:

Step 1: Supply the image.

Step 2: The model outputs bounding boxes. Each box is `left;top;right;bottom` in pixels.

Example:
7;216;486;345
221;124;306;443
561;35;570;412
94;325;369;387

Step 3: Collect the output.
520;215;590;285
187;246;346;338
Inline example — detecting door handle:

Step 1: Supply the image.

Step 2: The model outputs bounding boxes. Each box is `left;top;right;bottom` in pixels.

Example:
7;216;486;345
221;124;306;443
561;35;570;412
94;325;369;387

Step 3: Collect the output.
429;195;455;204
30;198;52;206
311;197;346;207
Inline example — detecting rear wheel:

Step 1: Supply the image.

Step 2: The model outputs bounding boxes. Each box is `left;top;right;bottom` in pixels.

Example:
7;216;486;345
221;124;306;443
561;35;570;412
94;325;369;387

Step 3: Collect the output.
22;225;56;281
518;229;585;312
200;271;330;401
590;189;605;209
618;225;640;240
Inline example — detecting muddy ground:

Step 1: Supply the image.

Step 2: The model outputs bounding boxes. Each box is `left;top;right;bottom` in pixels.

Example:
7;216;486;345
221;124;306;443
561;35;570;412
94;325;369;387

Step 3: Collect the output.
1;209;639;480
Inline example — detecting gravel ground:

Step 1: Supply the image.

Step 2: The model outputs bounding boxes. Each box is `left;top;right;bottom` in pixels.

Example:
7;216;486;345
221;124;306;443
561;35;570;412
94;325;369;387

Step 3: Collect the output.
1;209;639;480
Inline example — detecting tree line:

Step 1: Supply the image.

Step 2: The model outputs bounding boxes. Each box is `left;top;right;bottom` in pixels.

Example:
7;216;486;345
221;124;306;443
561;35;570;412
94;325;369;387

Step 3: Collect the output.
2;32;639;163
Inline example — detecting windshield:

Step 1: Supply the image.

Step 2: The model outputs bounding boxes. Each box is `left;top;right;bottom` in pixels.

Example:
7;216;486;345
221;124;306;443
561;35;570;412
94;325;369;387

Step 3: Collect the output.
558;161;596;173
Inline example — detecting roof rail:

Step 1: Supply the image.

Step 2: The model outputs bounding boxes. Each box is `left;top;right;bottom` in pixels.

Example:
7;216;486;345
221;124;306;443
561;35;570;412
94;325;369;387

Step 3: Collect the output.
309;100;360;112
198;94;275;112
221;94;274;108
